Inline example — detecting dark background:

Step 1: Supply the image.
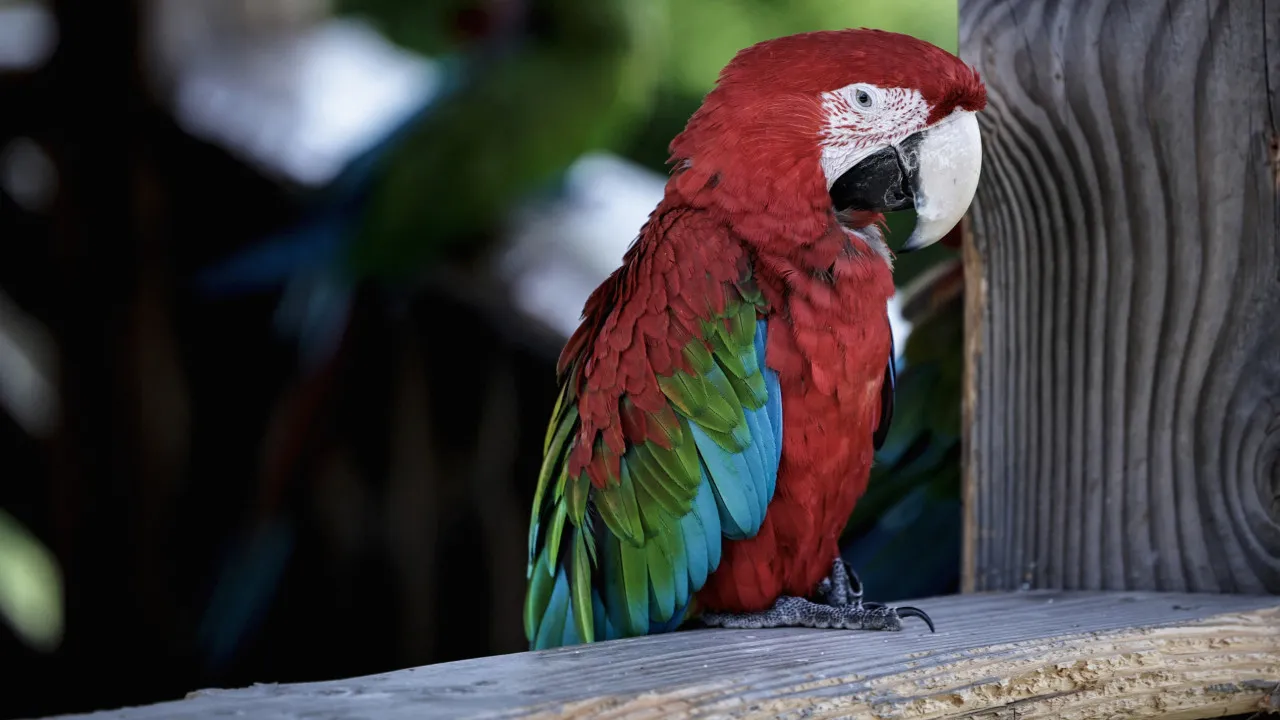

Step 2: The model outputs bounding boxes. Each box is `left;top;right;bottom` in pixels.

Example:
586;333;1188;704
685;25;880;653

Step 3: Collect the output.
0;1;962;717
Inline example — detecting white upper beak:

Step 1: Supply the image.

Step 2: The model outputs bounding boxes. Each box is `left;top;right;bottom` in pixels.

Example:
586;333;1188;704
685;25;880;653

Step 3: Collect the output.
900;110;983;251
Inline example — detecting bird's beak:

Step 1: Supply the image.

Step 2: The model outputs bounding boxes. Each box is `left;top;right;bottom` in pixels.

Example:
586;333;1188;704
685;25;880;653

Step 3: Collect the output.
828;110;982;253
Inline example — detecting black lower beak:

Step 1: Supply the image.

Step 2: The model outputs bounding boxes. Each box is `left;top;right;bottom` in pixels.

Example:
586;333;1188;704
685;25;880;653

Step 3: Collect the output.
828;132;924;229
830;112;984;255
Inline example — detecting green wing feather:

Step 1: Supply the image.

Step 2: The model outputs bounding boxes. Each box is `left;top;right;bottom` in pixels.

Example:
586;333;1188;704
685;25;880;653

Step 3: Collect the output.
524;265;782;648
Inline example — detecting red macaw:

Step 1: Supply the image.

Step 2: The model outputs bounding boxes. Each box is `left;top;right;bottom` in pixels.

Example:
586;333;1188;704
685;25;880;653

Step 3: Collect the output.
525;28;986;648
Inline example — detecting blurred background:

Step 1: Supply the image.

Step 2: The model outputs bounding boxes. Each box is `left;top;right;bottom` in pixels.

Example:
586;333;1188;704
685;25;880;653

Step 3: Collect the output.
0;0;962;716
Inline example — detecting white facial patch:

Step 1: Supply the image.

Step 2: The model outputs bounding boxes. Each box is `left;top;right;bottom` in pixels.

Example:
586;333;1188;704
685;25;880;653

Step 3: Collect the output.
818;83;929;189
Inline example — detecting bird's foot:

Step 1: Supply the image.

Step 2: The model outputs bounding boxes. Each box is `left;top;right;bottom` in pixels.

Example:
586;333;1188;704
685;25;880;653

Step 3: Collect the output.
813;556;864;607
700;596;934;632
701;557;936;633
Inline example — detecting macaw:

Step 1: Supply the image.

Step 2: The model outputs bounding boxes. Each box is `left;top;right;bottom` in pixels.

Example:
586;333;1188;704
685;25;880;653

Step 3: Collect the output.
524;28;986;649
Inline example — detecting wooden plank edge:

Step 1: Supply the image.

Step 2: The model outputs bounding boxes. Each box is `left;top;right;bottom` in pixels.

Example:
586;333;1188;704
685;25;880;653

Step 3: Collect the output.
38;592;1280;720
520;606;1280;719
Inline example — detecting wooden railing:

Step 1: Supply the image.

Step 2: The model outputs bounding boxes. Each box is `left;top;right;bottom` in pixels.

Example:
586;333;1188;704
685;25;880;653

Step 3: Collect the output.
47;593;1280;719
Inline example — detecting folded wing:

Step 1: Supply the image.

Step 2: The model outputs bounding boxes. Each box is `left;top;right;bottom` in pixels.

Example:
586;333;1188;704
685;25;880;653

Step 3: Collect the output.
524;240;784;649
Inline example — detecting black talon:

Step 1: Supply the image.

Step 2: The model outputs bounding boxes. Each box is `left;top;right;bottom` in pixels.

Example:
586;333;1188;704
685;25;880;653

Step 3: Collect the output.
844;563;866;597
894;606;936;633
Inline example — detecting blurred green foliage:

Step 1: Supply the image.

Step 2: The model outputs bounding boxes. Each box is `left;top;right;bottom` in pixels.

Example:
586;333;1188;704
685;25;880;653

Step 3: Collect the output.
664;0;957;94
624;0;957;167
0;508;63;653
339;0;671;278
336;0;958;282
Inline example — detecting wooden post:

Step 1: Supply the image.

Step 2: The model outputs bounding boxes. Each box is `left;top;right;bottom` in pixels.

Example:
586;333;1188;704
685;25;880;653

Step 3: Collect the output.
959;0;1280;593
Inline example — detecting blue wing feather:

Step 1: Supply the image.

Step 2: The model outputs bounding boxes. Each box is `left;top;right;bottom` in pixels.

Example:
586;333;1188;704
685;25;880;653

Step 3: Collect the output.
740;403;773;521
692;321;782;539
680;471;719;589
696;471;724;574
535;568;572;649
692;429;759;538
650;600;693;634
663;528;690;619
758;319;784;499
593;589;619;642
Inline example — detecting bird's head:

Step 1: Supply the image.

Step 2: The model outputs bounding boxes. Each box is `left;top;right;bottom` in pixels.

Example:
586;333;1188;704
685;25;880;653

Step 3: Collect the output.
669;28;987;254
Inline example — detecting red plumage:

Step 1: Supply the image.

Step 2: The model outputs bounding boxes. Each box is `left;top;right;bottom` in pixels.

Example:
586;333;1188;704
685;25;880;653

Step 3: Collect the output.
703;217;896;611
554;28;986;614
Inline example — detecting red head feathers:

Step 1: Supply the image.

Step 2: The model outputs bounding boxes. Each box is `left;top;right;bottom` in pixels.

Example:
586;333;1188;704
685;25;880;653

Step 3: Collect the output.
666;28;987;254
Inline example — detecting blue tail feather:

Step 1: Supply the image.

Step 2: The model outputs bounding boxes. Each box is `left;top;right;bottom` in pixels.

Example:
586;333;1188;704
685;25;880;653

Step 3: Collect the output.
534;567;572;649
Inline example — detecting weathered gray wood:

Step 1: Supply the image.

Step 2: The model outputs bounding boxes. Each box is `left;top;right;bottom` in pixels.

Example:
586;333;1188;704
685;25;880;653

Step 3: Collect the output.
39;592;1280;719
959;0;1280;593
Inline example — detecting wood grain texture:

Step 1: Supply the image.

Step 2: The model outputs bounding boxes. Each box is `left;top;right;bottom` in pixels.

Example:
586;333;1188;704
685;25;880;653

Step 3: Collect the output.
959;0;1280;593
40;592;1280;720
962;214;984;595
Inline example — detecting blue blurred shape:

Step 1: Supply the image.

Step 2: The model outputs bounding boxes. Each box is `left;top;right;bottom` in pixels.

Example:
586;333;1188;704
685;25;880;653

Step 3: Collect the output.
197;518;296;672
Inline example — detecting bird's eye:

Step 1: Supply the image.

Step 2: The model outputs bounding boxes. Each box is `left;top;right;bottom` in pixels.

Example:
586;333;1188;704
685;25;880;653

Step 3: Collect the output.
854;88;874;109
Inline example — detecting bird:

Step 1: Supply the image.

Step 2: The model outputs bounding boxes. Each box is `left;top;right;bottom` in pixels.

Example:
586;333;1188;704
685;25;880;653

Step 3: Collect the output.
523;27;986;649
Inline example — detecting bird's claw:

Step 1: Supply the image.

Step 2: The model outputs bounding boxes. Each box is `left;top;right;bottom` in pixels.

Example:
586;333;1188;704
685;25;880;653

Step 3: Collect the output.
701;557;936;633
701;596;934;632
892;605;936;633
